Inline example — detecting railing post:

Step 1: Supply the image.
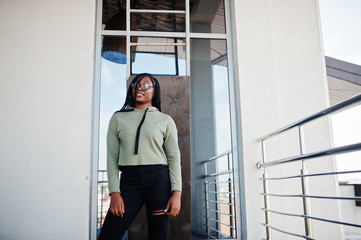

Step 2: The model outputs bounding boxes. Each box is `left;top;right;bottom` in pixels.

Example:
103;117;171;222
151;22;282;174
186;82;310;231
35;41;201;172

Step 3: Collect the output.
100;185;104;226
214;180;220;238
301;169;313;238
204;180;209;237
227;153;235;238
204;162;209;237
261;140;272;240
298;125;314;238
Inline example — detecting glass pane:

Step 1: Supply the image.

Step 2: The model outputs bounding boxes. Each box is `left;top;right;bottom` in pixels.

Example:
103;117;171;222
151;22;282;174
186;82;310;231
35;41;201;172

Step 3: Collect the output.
102;1;126;30
131;13;185;32
190;39;232;235
131;0;185;10
131;37;186;76
101;36;127;64
97;56;127;229
190;0;225;34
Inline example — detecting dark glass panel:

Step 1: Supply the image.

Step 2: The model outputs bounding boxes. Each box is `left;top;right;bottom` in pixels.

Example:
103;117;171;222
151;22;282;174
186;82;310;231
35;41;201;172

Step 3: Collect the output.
131;0;185;10
190;0;225;34
131;37;186;76
131;13;185;32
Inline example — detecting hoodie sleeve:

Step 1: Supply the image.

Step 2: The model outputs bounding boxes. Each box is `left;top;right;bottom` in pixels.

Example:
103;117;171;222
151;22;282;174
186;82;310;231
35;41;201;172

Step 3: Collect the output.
164;116;182;192
107;114;121;194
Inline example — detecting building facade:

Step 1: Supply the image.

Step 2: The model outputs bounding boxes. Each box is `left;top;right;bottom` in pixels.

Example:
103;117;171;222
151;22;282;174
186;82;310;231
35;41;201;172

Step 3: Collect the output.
0;0;354;239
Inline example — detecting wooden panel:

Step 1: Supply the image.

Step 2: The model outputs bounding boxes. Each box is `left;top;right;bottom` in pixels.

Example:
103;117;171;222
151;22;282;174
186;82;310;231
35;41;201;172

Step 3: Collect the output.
127;75;191;240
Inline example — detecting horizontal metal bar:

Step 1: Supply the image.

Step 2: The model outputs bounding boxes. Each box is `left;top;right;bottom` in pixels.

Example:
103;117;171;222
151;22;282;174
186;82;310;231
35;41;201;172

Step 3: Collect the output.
262;208;361;229
201;150;232;164
256;142;361;168
258;93;361;141
203;170;233;178
130;9;186;14
262;223;315;240
204;199;235;205
205;234;217;239
204;190;234;194
261;193;361;201
101;30;228;40
203;180;233;185
130;42;186;46
101;30;185;38
206;217;236;229
134;51;177;55
260;169;361;181
205;236;237;240
212;54;227;65
189;32;227;39
204;207;236;218
101;30;127;36
206;226;233;238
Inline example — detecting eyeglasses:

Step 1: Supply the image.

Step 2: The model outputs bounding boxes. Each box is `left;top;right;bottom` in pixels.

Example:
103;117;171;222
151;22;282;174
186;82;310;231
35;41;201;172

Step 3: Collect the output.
131;83;154;91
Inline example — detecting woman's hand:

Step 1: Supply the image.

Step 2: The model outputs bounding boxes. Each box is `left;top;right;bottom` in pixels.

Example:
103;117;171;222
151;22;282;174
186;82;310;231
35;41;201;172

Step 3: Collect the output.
109;192;125;218
165;190;181;217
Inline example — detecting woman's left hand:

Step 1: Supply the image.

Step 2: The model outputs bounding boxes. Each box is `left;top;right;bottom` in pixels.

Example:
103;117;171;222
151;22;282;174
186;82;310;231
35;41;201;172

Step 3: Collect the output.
165;190;181;217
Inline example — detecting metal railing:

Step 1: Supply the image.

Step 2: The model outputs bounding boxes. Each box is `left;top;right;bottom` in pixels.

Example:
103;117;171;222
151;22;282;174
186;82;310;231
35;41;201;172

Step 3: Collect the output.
202;150;237;239
97;170;109;228
256;93;361;239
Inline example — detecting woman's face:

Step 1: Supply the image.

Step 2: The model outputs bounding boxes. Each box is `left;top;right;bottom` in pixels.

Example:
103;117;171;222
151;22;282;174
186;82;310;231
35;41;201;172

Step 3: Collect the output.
132;76;154;108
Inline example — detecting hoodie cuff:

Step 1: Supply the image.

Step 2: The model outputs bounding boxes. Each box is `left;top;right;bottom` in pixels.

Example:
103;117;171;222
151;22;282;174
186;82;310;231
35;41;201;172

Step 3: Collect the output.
171;184;182;193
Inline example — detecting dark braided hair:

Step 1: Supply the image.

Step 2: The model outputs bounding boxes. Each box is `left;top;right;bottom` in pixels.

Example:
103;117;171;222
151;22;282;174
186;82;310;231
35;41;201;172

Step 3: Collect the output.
119;73;161;112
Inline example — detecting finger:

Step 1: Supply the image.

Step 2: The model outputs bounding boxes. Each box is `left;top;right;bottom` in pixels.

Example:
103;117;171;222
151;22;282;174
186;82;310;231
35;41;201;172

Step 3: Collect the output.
120;202;125;218
166;212;175;218
110;208;116;216
172;208;180;217
166;208;175;217
113;209;119;217
152;212;167;216
164;200;171;213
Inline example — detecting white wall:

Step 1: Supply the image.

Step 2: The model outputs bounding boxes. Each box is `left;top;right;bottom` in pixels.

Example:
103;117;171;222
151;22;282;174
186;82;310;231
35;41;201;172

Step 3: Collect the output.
231;0;342;239
339;185;361;239
0;1;96;239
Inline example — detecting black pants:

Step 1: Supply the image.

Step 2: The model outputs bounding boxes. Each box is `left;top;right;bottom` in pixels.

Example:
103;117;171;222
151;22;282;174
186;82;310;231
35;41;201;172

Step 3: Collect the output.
98;165;171;240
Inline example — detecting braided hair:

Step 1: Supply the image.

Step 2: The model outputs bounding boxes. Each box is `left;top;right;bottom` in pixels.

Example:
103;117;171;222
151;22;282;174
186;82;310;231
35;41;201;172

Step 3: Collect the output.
119;73;161;112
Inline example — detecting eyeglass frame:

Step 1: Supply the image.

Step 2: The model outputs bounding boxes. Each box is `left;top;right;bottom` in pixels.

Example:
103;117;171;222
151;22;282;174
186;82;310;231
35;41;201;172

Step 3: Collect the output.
131;83;154;91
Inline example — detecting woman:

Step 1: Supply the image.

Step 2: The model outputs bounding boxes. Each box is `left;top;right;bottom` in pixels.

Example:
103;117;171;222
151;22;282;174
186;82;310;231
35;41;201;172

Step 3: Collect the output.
98;73;182;240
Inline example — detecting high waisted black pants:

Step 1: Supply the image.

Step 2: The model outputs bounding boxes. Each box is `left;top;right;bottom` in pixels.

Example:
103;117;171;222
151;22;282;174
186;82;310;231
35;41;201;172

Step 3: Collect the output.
98;165;171;240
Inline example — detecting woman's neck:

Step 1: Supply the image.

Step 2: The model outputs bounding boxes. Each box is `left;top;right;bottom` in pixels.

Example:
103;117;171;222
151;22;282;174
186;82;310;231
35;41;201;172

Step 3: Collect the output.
135;103;152;109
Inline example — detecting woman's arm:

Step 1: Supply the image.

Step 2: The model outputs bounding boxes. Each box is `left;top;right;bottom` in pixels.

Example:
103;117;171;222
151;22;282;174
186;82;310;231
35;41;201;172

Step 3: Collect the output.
163;117;182;193
107;114;121;195
163;117;182;217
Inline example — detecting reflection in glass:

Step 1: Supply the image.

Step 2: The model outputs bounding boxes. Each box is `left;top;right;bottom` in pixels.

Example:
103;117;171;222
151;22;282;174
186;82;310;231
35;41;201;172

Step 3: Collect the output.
131;0;185;10
190;0;225;34
101;36;138;64
102;36;127;64
102;1;126;30
102;0;226;33
131;37;186;75
131;13;185;32
97;58;127;228
190;38;232;236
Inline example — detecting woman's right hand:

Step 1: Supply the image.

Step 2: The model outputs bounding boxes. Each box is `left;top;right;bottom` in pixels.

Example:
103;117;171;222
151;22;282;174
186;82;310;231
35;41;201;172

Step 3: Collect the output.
109;192;125;218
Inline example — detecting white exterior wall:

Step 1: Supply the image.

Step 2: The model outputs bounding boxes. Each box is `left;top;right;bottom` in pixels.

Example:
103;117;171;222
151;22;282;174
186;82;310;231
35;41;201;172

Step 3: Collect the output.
0;0;346;239
339;185;361;239
0;1;96;239
231;0;343;239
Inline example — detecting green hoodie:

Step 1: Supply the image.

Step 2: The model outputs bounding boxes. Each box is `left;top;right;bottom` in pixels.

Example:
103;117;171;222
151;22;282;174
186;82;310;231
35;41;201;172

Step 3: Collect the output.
107;106;182;194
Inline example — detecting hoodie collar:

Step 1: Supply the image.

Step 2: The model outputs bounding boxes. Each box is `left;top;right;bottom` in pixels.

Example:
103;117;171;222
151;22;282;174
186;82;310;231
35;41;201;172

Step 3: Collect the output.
128;106;159;112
